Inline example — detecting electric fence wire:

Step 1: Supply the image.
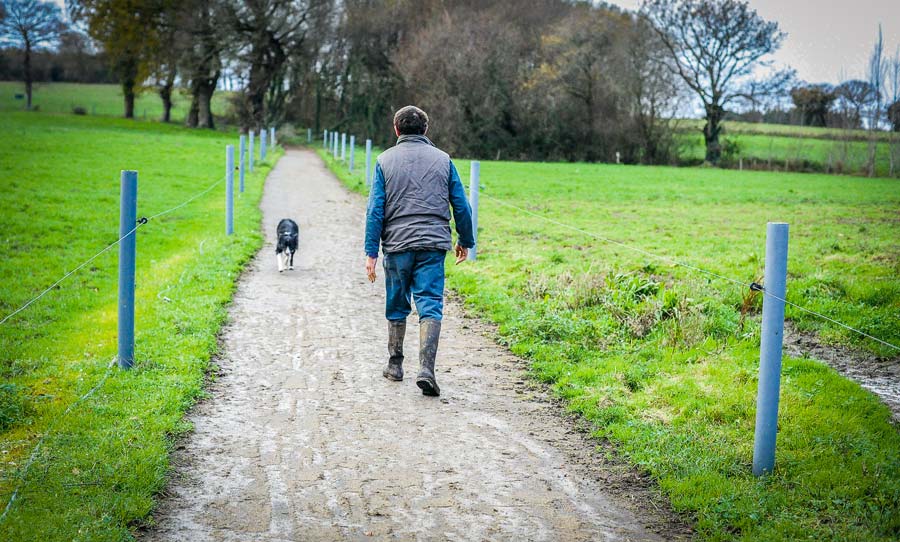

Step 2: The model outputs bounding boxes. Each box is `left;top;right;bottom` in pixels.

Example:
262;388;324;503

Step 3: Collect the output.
0;223;143;326
0;356;118;525
479;190;900;352
0;176;227;327
145;175;225;221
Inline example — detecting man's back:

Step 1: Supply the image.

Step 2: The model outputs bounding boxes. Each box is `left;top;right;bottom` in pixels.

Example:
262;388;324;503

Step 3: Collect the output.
376;134;453;254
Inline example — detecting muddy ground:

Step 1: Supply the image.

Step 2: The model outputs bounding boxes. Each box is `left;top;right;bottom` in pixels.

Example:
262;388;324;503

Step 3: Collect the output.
143;149;690;541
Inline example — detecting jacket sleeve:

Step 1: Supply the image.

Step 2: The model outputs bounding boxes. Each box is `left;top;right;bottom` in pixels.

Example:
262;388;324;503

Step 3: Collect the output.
365;163;386;257
448;161;475;249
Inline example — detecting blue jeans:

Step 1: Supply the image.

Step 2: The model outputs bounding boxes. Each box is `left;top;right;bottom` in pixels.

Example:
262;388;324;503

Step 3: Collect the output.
383;250;445;321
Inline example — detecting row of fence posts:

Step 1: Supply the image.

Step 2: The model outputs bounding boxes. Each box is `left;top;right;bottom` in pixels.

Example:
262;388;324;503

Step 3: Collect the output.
322;129;371;181
311;128;787;476
117;126;278;369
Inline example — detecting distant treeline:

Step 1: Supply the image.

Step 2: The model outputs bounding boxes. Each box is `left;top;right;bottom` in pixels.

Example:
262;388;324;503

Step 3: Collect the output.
0;42;113;84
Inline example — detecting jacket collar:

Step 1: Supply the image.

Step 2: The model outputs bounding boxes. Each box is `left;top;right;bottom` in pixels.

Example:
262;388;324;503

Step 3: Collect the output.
396;134;434;146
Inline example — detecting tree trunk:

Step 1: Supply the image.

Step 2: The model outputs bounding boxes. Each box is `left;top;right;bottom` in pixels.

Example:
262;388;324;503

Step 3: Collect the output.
247;61;267;129
314;75;322;132
889;134;895;177
123;80;136;119
24;41;33;110
120;56;138;119
703;103;723;164
867;138;877;177
159;68;176;122
197;78;216;129
185;84;199;127
159;85;173;122
186;69;218;129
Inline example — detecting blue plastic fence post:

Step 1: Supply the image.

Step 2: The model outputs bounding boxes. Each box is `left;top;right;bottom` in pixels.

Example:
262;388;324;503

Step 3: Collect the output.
467;161;480;261
349;135;355;172
249;130;255;172
260;128;267;161
323;129;327;149
333;132;338;159
752;222;789;476
226;145;235;235
239;134;246;193
118;170;138;369
365;139;372;187
341;132;346;160
270;126;275;148
308;128;312;143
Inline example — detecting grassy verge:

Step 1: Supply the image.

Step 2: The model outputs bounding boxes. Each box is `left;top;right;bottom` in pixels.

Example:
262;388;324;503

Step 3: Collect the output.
320;144;900;540
0;112;279;541
0;81;231;122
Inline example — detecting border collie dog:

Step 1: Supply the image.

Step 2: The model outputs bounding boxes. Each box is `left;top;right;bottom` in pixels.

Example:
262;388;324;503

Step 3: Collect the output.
276;218;299;272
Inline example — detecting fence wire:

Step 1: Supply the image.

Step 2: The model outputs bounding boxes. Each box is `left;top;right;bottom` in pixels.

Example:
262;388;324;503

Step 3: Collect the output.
0;176;226;327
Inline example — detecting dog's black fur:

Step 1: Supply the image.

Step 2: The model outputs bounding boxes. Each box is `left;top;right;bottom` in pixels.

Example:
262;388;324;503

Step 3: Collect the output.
276;218;299;272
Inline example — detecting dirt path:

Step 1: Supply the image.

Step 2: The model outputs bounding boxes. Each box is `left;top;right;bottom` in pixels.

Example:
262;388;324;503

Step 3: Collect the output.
144;149;687;541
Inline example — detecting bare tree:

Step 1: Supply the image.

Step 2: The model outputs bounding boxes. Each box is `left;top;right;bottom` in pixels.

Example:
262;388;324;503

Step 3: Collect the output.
622;16;685;164
835;79;876;130
228;0;327;129
0;0;63;109
641;0;791;164
865;25;887;177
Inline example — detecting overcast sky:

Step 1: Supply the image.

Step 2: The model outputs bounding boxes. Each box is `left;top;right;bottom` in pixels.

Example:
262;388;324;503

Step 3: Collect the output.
611;0;899;84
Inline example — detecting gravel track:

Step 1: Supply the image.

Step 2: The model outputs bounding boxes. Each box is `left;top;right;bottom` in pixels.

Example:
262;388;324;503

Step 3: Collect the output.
144;149;689;541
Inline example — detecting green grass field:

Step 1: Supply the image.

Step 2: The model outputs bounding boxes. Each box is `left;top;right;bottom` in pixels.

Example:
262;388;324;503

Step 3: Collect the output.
680;119;895;142
0;112;277;541
0;81;232;122
322;143;900;541
678;130;897;177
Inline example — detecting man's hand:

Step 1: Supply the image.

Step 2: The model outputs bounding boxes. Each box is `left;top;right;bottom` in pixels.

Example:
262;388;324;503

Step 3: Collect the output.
366;256;377;282
455;244;469;265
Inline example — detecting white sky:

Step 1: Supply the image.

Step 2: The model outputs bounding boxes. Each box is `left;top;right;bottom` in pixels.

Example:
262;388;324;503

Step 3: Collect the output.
611;0;900;85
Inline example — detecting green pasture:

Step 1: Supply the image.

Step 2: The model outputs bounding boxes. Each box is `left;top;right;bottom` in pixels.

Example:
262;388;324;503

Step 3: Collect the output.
322;146;900;541
678;130;897;177
0;81;232;122
679;119;895;142
0;112;277;541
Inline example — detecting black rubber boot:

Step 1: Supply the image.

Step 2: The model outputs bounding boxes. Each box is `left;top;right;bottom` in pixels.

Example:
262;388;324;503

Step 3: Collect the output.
382;320;405;381
416;319;441;396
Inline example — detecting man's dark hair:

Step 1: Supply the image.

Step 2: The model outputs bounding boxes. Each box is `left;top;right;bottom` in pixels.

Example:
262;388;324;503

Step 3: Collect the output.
393;105;428;135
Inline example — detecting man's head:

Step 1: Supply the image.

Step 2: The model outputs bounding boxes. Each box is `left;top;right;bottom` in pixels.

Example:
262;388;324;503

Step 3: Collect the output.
393;105;428;136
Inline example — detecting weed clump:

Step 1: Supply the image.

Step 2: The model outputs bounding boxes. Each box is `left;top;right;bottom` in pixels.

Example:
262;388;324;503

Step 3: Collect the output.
0;383;31;431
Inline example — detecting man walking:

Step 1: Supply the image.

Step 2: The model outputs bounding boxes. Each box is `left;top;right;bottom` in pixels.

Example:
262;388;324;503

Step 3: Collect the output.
365;106;475;397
